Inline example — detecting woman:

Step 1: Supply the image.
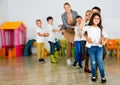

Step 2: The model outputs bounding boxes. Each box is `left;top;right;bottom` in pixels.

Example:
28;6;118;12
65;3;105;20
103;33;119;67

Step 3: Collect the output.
61;2;78;65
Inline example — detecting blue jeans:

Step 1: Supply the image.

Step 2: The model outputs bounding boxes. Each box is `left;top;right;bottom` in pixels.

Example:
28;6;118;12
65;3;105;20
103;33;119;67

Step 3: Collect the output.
48;41;61;55
74;41;82;65
88;46;105;78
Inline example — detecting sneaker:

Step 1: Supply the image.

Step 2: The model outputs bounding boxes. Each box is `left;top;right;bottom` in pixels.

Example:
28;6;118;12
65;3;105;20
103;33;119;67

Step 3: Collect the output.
40;60;44;64
72;64;77;68
91;77;96;82
42;59;46;63
72;61;77;68
39;58;44;64
66;58;72;66
79;65;83;68
101;77;107;83
39;58;42;62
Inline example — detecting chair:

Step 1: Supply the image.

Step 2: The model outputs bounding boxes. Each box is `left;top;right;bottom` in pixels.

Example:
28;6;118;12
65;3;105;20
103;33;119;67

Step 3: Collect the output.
106;39;118;57
115;39;120;57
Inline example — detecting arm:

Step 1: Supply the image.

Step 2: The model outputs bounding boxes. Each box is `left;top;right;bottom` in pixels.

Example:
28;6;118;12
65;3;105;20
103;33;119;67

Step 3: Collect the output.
83;26;93;44
62;13;76;29
99;29;109;45
37;32;46;37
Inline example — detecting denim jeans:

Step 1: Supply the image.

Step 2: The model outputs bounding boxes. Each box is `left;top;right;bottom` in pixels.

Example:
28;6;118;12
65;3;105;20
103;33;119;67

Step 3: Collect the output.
48;41;61;55
74;41;82;65
88;46;105;78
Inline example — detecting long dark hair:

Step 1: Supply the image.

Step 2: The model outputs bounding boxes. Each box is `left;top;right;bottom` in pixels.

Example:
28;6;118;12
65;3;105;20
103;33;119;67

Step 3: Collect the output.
88;13;103;31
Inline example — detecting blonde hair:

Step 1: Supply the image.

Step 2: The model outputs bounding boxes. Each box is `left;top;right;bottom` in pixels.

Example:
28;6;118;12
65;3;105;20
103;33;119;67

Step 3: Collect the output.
64;2;71;7
85;10;92;15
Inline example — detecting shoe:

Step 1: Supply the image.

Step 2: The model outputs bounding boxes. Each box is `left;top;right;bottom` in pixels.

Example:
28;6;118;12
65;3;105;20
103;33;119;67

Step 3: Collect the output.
39;59;44;64
39;58;42;62
72;61;77;67
50;55;58;63
54;51;61;59
79;64;83;69
41;58;46;63
91;77;96;82
79;65;83;69
72;64;77;69
101;78;107;83
66;58;72;66
84;67;91;73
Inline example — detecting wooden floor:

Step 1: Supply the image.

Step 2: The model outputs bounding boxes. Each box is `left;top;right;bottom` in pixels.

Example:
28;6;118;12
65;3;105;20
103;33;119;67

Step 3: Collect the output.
0;55;120;85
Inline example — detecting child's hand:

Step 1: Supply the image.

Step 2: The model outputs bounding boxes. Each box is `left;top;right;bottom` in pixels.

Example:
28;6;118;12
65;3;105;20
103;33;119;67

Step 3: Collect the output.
53;29;60;32
77;34;82;38
86;37;93;44
98;37;102;45
44;33;49;37
58;24;63;27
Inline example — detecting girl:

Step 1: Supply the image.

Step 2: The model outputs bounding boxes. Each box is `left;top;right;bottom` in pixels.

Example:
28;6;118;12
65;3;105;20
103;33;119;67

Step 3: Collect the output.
82;10;92;73
84;13;108;83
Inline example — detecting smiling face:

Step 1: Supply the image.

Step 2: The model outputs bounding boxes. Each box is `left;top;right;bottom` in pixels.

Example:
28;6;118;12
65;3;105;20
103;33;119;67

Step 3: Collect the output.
85;11;92;20
76;17;82;25
64;3;71;13
48;19;53;24
93;15;100;26
36;21;42;27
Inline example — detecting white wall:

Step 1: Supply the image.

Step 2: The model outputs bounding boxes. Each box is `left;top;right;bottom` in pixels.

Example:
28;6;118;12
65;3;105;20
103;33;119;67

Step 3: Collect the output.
7;0;120;40
0;0;8;24
0;0;9;48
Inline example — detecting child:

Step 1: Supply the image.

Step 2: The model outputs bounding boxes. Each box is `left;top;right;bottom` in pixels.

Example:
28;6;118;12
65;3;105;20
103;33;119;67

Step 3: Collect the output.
92;6;101;14
47;16;61;63
72;15;83;69
84;13;108;83
82;10;92;73
36;19;49;63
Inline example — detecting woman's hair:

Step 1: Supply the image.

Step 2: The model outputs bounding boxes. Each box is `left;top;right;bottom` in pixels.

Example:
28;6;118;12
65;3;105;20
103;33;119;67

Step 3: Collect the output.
88;13;103;31
85;10;92;16
64;2;71;7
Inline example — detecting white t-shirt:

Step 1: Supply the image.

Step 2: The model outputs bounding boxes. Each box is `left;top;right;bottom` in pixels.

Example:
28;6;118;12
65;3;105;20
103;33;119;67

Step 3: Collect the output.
36;26;45;43
47;24;57;43
84;26;108;48
74;26;82;41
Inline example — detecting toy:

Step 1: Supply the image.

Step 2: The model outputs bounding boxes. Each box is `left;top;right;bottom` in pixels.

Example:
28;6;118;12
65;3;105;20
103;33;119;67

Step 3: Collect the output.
0;22;26;58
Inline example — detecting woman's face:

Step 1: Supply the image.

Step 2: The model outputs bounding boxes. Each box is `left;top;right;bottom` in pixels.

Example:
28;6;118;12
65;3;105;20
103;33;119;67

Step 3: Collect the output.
64;5;71;12
93;15;100;25
86;12;92;20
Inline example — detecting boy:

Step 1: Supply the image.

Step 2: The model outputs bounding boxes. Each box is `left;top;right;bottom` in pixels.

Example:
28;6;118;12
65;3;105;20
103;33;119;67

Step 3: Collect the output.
47;16;61;63
36;19;49;63
73;15;83;69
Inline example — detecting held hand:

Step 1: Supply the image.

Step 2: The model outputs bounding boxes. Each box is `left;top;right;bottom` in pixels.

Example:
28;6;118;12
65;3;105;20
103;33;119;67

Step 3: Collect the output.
44;33;49;37
58;24;63;27
53;29;60;32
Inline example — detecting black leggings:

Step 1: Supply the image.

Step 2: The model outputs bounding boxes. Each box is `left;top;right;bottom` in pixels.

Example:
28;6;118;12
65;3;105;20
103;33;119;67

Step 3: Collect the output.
81;41;89;66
